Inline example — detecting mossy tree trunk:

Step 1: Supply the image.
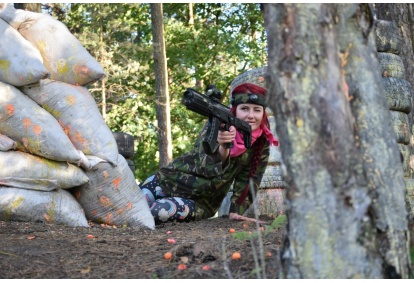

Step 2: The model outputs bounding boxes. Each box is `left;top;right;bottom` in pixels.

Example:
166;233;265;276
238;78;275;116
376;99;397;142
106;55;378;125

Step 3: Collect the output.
263;3;410;278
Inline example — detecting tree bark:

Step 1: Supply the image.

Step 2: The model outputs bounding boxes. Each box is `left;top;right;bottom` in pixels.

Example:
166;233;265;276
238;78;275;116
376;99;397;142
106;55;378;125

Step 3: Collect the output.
375;1;414;259
14;3;41;12
150;3;173;167
188;3;194;26
99;7;107;122
263;3;410;278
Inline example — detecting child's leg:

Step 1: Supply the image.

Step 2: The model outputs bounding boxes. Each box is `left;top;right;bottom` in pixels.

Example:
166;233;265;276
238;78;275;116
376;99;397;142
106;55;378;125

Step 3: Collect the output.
150;197;195;224
139;175;195;224
139;174;167;206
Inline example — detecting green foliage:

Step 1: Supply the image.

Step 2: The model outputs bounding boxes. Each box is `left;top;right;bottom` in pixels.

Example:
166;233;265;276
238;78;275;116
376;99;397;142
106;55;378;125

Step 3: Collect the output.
410;245;414;278
411;245;414;267
232;215;287;242
45;3;267;181
268;214;287;230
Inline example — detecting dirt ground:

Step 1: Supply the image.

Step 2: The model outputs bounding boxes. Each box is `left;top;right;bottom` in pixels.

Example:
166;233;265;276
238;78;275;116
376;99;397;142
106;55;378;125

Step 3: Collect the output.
0;216;285;279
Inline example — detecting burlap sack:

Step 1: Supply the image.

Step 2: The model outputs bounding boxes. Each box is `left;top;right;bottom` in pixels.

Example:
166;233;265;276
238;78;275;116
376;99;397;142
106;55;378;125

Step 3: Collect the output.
72;154;155;230
0;186;89;227
0;81;90;167
0;18;49;86
21;79;119;165
0;150;89;191
0;4;105;86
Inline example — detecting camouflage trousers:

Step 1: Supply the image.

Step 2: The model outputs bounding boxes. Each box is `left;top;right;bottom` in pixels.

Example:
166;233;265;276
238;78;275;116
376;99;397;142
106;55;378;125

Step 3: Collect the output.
139;175;195;224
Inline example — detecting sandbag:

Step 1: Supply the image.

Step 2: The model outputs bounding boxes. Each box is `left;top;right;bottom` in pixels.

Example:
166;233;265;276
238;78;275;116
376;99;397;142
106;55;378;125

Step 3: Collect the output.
21;79;119;165
0;4;105;86
0;150;89;191
72;154;155;230
0;133;16;151
0;18;49;86
0;186;89;227
0;81;89;166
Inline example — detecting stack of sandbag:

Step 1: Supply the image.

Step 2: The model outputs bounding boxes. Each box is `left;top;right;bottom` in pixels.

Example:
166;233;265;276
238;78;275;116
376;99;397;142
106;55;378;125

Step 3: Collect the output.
0;4;154;229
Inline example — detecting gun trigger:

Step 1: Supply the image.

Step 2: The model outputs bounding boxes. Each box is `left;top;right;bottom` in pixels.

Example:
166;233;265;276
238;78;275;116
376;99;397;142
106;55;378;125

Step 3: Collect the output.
220;124;230;131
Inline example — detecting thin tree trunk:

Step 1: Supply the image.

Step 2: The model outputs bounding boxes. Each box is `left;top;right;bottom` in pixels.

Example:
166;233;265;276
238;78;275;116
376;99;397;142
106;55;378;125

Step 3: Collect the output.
188;3;194;26
99;9;107;122
150;3;173;167
263;3;409;278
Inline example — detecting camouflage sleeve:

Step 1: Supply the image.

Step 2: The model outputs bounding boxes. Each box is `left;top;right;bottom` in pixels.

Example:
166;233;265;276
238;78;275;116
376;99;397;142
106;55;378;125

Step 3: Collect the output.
230;140;270;210
189;122;231;177
253;141;270;188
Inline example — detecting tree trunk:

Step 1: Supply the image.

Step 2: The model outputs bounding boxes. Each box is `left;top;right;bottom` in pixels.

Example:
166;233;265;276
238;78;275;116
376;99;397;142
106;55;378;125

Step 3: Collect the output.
99;7;107;122
375;1;414;259
263;3;410;278
14;3;41;12
150;3;173;167
188;3;194;26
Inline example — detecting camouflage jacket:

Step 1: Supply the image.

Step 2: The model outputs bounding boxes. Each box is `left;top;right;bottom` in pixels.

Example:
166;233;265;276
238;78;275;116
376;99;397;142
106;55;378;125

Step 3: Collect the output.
156;123;270;220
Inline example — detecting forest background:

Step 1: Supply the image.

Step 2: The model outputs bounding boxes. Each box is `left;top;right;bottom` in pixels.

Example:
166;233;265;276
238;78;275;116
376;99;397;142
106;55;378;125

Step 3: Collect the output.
39;3;267;181
2;3;414;278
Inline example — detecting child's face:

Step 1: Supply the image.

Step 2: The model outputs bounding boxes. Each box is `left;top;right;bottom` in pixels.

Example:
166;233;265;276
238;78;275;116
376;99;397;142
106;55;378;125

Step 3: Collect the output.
236;103;264;131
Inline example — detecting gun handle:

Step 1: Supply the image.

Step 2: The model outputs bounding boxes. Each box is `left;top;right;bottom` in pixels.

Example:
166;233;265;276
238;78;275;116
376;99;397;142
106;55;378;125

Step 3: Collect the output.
203;117;220;154
220;123;234;149
224;141;234;149
243;132;252;148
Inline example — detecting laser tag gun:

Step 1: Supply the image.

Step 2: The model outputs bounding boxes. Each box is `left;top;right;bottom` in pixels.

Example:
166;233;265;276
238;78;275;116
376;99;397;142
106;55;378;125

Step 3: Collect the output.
182;84;252;154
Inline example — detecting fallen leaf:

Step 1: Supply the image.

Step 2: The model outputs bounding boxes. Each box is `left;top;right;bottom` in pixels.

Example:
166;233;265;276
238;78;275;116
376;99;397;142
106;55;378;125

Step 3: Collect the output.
43;213;50;222
81;267;91;274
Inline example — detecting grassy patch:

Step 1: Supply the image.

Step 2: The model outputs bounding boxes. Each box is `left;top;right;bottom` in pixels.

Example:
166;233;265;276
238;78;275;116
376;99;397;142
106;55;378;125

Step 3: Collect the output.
232;215;287;241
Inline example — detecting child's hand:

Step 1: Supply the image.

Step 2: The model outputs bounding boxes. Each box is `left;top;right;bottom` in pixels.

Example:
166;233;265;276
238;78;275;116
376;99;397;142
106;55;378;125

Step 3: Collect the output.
217;125;236;147
229;212;265;224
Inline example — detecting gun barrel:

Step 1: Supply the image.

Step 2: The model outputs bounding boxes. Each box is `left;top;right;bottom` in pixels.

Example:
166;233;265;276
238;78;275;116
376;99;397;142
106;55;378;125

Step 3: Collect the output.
182;89;212;117
182;87;252;148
